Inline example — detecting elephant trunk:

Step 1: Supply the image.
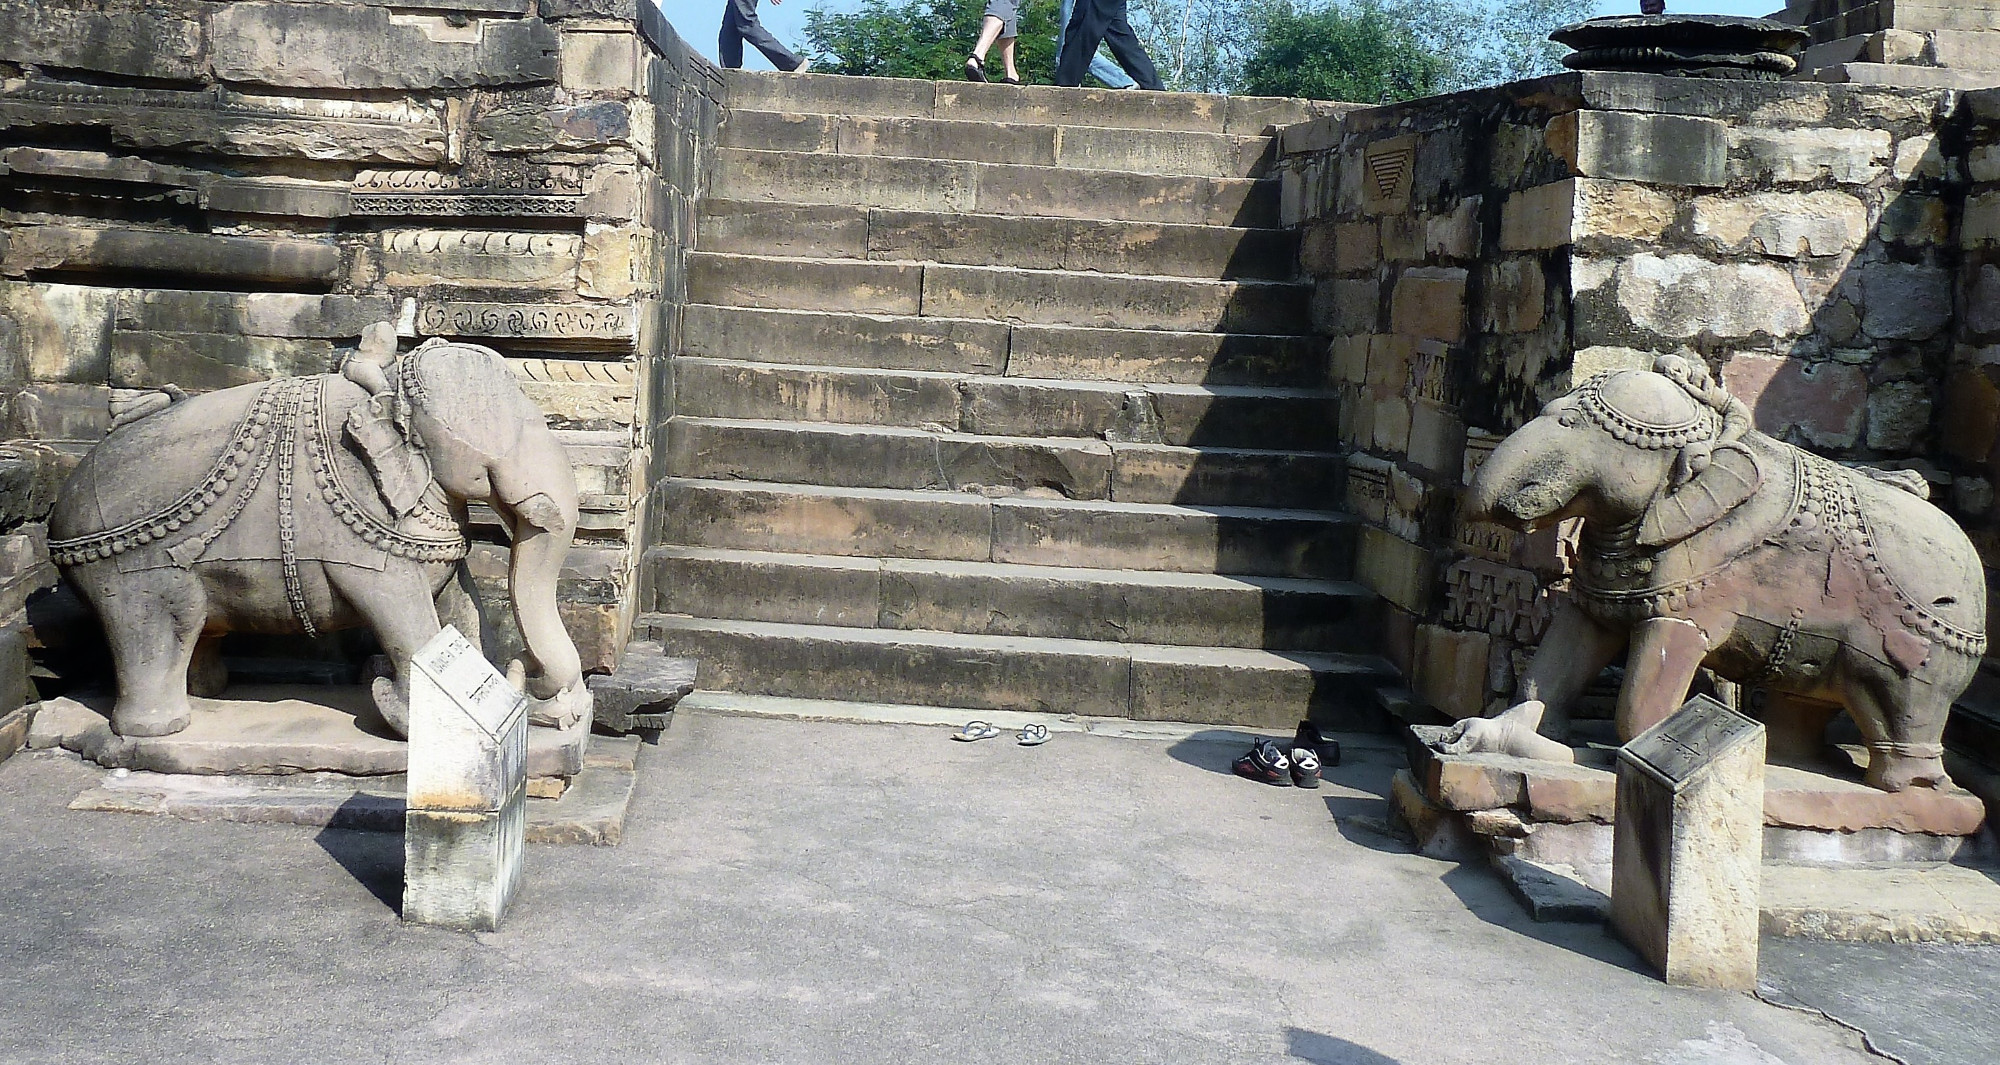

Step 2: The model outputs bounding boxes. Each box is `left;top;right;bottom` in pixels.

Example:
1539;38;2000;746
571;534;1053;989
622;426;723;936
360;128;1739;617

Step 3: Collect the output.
1463;423;1578;531
493;425;583;701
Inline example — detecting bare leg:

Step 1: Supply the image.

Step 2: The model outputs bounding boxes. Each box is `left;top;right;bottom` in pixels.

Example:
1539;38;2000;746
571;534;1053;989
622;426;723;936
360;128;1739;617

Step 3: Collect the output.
1000;36;1019;81
1513;598;1626;739
972;16;1004;61
1616;615;1716;742
326;560;441;738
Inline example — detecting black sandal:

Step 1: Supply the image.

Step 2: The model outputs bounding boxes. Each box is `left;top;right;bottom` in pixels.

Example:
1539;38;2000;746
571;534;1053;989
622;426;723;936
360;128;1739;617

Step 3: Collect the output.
1001;75;1021;85
964;56;986;82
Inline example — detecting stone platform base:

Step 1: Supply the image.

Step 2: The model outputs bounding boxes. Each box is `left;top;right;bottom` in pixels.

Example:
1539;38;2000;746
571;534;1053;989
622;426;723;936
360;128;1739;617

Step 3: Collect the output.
1401;724;1992;866
1489;854;2000;945
65;733;642;845
25;684;590;779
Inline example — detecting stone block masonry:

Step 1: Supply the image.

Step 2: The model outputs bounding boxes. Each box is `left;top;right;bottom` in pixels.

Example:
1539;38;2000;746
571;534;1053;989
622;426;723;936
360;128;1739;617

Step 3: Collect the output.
1278;70;1986;725
0;1;726;678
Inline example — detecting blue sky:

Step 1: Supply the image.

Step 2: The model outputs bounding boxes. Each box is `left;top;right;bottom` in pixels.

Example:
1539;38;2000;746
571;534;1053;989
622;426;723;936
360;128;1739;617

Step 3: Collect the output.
652;0;1786;67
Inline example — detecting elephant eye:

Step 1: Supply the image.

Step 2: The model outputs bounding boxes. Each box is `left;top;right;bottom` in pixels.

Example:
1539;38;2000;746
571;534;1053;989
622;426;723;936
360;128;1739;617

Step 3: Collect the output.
1558;408;1583;428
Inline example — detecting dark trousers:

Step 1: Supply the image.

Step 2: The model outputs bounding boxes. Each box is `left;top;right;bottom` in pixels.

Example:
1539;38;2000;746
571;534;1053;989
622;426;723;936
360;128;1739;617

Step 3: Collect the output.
1054;0;1162;90
719;0;802;71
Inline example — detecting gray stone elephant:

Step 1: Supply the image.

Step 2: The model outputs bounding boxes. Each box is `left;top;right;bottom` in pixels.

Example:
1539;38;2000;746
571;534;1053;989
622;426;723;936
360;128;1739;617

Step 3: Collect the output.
1451;355;1984;793
47;327;591;739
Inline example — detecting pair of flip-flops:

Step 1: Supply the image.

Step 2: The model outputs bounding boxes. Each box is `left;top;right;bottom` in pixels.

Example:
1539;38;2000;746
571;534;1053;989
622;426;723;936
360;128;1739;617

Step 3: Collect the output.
952;720;1051;746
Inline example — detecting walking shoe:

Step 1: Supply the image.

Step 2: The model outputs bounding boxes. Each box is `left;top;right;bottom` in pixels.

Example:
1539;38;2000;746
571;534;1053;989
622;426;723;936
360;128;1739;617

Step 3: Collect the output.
1232;738;1291;786
964;56;987;82
795;58;813;74
1293;719;1341;768
1288;745;1321;789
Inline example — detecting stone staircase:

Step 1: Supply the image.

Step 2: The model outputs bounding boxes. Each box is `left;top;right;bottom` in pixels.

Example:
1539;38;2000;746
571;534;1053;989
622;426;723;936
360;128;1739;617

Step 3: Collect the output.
639;71;1389;729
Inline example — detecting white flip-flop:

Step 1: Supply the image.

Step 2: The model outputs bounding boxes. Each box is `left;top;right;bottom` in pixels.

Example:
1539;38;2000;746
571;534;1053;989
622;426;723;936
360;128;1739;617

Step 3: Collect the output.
1017;723;1051;747
952;720;1003;741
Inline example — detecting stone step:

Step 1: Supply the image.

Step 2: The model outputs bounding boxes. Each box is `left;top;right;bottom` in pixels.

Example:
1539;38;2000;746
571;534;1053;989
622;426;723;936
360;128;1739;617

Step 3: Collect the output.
718;69;1347;135
665;417;1346;507
1933;29;2000;69
643;547;1380;652
717;109;1277;178
680;306;1324;387
686;253;1312;334
696;201;1299;282
652;478;1355;580
639;613;1392;727
670;358;1336;450
708;148;1279;228
1814;62;2000;87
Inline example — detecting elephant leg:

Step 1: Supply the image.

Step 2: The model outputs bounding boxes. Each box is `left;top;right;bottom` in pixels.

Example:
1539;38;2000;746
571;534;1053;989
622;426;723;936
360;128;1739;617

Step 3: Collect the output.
188;634;229;699
1514;598;1626;739
1615;615;1719;743
74;564;206;737
1849;672;1954;792
325;560;441;738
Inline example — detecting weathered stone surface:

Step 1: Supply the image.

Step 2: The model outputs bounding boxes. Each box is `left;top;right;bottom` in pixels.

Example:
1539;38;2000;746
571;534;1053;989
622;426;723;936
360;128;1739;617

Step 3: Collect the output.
698;201;869;259
709;148;977;213
1612;698;1765;990
1566;110;1726;187
377;230;581;289
1575;180;1676;243
0;83;447;164
0;2;204;82
579;224;656;300
990;496;1353;580
677;358;959;428
1858;261;1952;341
0;282;115;385
657;479;992;561
1481;260;1546;335
586;641;695;732
1689;191;1868;258
1613;254;1809;341
690;253;921;315
1006;325;1321;387
1354;525;1430;615
1;227;341;286
211;4;560;89
1411;624;1489;720
510;358;636;429
115;291;396;339
921;265;1309;335
477;100;646;156
1731;126;1891;184
1389;268;1467;343
204;178;352;219
1499;180;1575;251
1722;353;1868;450
108;333;338;391
682;305;1006;374
1867;382;1933;451
560;30;647;95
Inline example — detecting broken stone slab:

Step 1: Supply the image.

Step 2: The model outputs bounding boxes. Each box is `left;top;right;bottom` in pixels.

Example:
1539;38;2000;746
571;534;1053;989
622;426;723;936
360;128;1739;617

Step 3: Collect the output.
0;2;205;83
204;178;353;219
210;4;560;90
1761;863;2000;945
114;291;399;339
108;333;339;392
587;642;696;732
1493;855;1611;923
1;226;341;286
25;688;587;778
0;81;447;165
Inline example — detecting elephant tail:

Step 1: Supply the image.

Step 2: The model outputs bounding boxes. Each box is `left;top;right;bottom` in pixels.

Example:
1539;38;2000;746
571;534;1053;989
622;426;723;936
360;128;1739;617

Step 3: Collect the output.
108;385;187;432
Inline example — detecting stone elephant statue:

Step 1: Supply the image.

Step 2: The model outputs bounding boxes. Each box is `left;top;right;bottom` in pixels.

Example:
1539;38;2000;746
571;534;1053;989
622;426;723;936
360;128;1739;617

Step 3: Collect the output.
1449;355;1984;793
48;326;592;739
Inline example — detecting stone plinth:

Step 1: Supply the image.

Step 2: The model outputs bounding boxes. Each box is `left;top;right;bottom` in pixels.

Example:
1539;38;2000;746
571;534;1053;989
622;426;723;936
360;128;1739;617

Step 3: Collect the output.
586;641;697;733
402;627;527;932
1611;695;1766;990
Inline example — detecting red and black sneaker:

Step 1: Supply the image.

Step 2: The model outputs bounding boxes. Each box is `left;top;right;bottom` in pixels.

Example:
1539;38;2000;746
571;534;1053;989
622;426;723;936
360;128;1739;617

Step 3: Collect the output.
1288;745;1321;789
1232;738;1292;786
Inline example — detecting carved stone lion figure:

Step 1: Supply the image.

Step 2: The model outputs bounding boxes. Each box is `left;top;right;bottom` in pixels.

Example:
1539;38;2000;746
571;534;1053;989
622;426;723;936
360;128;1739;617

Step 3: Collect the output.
1446;355;1984;793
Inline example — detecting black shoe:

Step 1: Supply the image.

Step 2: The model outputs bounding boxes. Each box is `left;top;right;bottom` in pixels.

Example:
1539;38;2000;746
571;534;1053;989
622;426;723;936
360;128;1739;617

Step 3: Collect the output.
1294;719;1341;768
1232;738;1291;786
964;56;986;82
1288;745;1321;789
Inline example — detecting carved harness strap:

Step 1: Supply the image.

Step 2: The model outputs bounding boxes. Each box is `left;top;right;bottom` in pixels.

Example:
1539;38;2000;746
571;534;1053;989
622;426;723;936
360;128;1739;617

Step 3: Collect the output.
49;375;469;636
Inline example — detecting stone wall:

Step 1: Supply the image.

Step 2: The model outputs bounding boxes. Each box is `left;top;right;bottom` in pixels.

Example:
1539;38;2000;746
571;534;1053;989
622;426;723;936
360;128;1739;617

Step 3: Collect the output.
0;0;720;679
1279;71;1977;721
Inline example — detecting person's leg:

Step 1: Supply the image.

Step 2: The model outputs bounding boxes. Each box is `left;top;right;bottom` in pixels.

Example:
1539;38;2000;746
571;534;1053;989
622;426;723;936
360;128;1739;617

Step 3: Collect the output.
971;15;1003;62
1059;0;1135;88
1055;0;1108;86
999;35;1018;82
718;3;745;69
733;0;805;71
1099;0;1163;90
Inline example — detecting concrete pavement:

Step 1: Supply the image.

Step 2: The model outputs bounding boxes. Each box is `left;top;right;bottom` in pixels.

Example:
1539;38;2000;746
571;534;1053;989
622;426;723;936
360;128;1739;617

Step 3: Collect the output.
0;711;1931;1064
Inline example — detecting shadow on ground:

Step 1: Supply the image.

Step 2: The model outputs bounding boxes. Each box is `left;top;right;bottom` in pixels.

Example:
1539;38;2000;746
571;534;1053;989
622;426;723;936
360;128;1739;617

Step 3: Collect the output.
1286;1027;1402;1064
315;807;403;915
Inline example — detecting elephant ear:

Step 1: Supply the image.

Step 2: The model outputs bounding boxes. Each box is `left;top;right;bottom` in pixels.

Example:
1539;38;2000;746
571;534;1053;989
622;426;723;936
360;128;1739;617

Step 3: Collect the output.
344;394;431;518
1637;443;1761;548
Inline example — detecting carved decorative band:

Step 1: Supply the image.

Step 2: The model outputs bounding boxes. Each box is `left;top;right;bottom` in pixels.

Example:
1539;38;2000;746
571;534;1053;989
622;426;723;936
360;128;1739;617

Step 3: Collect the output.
416;303;631;339
351;194;581;218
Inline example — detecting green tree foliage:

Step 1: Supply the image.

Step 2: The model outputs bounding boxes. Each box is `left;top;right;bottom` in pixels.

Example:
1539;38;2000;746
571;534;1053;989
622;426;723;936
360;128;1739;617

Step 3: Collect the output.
803;0;1062;82
1237;1;1448;102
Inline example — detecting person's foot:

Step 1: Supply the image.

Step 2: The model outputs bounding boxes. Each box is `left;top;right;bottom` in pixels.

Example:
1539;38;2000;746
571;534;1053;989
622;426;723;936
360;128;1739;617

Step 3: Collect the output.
794;58;812;74
964;56;986;82
1001;75;1021;85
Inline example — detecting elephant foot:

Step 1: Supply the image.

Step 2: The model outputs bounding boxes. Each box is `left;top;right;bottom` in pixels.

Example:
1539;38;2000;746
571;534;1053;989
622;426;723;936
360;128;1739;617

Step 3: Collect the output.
507;659;592;729
112;700;191;738
1437;700;1576;764
371;675;411;739
1866;746;1951;792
